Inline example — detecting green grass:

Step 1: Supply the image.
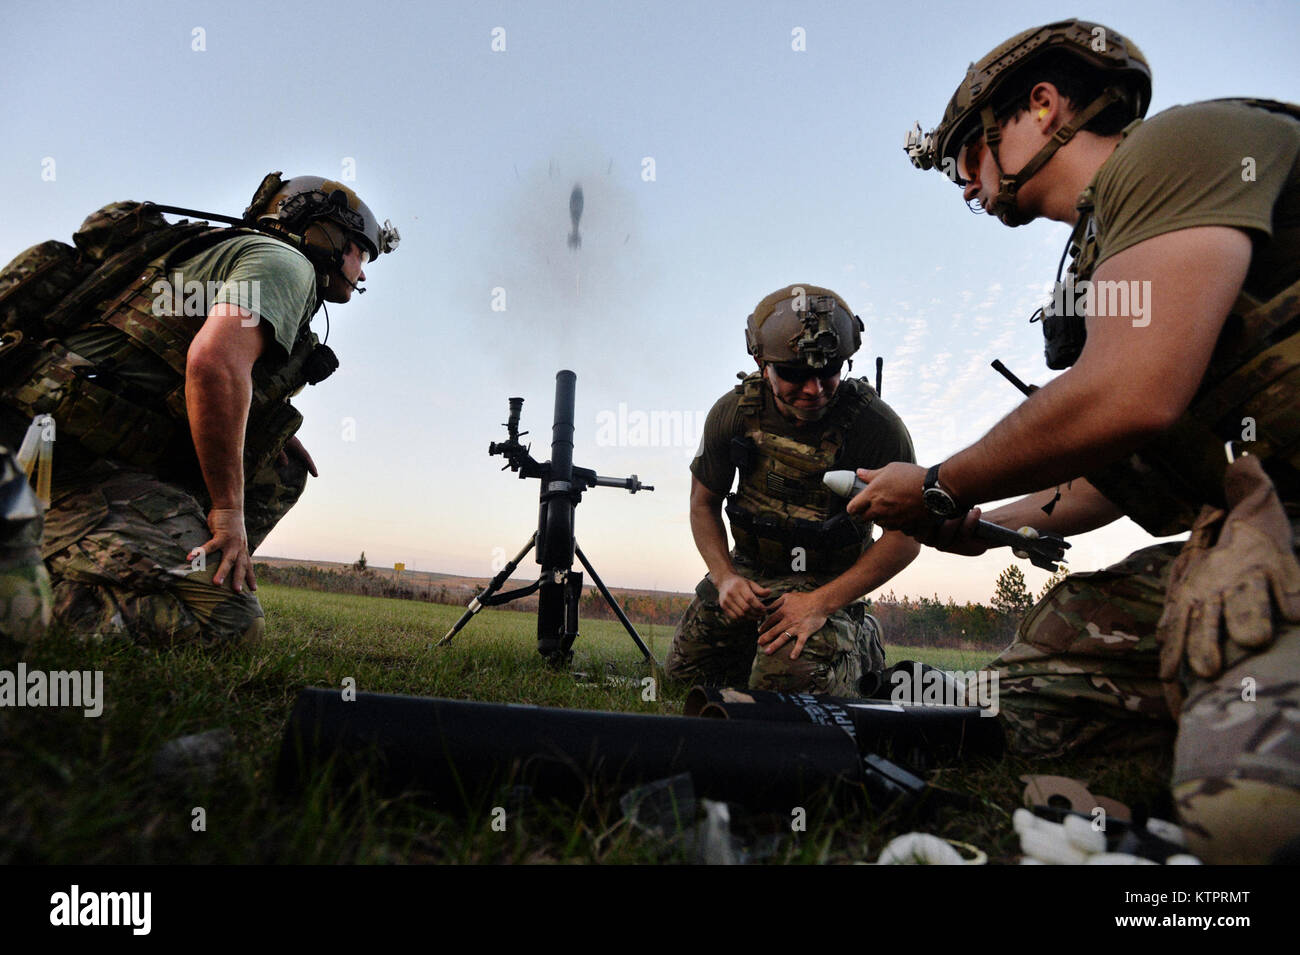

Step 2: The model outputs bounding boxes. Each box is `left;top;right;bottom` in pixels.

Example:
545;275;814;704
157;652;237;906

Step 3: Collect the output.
0;584;1172;864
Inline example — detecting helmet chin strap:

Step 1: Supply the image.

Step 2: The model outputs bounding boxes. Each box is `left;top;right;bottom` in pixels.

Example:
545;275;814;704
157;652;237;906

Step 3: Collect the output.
980;87;1123;227
311;227;365;294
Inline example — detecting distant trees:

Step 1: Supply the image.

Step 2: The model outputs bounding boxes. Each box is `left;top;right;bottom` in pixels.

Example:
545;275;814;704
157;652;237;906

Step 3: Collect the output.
868;593;1011;649
991;565;1033;617
1037;567;1069;600
353;551;368;573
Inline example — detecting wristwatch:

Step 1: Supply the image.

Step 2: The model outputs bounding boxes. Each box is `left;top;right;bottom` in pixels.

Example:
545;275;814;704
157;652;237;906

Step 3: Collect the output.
922;464;963;519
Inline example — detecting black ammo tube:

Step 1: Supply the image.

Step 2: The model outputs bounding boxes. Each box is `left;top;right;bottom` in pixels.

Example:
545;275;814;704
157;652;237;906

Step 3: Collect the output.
277;689;866;812
683;687;1004;761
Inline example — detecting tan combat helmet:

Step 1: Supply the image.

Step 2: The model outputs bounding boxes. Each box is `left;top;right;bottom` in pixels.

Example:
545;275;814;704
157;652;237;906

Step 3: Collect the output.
745;284;863;369
904;19;1151;225
244;172;399;272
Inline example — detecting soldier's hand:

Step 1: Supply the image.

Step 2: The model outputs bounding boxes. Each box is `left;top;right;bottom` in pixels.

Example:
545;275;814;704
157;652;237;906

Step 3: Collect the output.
193;507;257;594
716;573;771;622
847;463;928;529
756;591;829;660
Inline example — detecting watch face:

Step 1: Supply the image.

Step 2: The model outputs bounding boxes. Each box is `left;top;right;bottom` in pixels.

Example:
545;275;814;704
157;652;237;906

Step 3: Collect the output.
923;486;958;518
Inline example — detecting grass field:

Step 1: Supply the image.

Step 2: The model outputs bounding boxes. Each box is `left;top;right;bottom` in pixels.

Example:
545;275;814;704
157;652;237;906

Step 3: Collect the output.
0;584;1173;864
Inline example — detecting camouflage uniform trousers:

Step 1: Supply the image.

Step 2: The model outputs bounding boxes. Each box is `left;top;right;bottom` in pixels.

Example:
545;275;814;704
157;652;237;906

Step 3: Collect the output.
40;452;309;646
664;566;886;696
987;517;1300;862
0;446;52;645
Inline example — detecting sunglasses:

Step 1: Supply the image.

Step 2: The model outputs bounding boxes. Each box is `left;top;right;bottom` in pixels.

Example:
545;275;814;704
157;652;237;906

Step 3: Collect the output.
770;360;843;384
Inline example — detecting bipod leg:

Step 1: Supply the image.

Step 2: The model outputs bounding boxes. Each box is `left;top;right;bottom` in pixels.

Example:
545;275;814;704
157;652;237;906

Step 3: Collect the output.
575;543;657;664
436;532;537;647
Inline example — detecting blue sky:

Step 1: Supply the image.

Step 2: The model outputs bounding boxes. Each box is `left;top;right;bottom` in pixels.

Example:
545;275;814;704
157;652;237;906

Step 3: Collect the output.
5;0;1298;602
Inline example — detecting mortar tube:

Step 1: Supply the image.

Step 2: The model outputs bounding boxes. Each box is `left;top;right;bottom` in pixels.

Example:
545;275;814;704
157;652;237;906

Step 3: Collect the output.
683;686;1004;760
277;689;867;814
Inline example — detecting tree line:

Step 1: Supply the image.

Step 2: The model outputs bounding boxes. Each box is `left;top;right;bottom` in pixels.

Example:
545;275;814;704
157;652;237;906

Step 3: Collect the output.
254;559;1058;651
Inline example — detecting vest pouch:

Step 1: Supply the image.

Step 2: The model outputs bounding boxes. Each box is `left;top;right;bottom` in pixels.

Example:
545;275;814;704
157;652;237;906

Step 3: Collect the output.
0;240;86;339
729;435;757;473
0;339;179;473
1037;306;1087;370
244;399;304;478
301;343;339;386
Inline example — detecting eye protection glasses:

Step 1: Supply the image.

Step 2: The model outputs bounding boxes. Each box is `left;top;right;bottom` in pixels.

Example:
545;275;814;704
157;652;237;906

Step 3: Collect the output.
770;360;843;384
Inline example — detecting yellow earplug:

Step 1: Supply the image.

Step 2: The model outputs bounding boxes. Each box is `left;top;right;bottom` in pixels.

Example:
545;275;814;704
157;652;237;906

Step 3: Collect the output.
1038;108;1049;119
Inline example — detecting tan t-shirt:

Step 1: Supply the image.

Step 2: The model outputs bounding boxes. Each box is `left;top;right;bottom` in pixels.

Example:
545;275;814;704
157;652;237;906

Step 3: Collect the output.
65;233;319;395
1091;99;1300;298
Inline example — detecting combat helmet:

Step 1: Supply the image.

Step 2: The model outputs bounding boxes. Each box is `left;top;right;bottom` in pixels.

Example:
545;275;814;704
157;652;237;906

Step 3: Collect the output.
745;284;863;369
904;19;1151;225
244;172;399;274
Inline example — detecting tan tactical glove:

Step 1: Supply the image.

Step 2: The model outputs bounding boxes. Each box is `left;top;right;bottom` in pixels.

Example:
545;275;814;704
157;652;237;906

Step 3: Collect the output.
1157;455;1300;712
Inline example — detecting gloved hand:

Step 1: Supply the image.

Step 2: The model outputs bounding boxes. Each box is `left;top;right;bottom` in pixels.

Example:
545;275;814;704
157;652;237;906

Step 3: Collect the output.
1157;455;1300;698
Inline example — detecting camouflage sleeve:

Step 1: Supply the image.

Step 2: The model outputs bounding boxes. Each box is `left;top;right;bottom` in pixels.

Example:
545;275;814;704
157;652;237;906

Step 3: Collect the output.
689;390;742;496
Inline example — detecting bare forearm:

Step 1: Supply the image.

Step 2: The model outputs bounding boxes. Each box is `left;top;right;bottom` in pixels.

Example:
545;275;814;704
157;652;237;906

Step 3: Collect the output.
690;501;736;582
942;369;1159;508
810;530;920;615
186;361;251;509
982;478;1123;537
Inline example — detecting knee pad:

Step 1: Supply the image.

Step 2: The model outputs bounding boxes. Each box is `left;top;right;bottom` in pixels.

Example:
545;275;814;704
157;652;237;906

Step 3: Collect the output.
1174;777;1300;864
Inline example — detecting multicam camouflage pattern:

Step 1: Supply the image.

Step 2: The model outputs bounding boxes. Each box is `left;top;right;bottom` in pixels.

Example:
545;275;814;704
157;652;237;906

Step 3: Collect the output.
0;446;51;645
988;516;1300;863
0;228;322;481
727;373;874;575
990;541;1182;757
664;567;885;696
40;453;308;646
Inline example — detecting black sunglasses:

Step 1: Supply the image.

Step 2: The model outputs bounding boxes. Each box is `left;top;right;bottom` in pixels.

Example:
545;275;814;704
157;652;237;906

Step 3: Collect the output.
770;360;844;384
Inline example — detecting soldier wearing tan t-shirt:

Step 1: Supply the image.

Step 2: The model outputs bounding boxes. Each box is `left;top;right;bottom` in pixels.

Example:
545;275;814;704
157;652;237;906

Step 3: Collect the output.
864;18;1300;862
0;174;398;646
